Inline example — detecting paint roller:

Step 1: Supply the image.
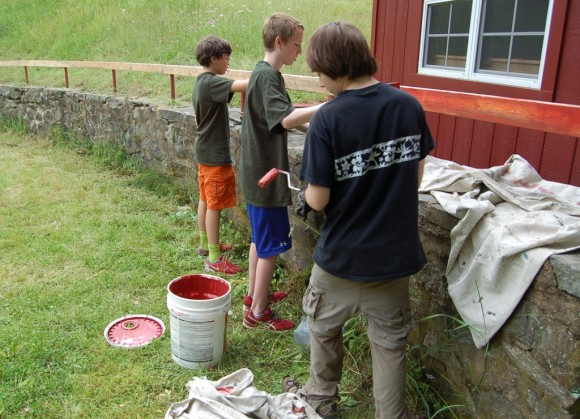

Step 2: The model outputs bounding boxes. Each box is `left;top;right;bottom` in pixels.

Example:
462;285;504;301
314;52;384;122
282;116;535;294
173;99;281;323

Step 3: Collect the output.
258;168;300;191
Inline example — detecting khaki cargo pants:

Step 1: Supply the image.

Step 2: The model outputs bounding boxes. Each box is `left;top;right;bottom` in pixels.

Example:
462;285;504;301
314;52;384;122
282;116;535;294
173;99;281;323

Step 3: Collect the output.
302;264;413;419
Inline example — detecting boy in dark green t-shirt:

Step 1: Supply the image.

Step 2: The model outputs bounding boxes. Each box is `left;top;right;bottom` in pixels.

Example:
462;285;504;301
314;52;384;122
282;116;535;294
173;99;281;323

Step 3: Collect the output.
193;35;248;275
240;13;322;331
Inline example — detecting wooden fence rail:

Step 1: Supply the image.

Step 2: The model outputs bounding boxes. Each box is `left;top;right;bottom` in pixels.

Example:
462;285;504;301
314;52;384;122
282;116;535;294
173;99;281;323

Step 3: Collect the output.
1;60;579;138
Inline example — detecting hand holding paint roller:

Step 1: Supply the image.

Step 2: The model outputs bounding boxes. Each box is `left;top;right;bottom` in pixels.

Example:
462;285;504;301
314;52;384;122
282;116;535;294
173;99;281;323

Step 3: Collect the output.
258;168;312;220
258;168;300;191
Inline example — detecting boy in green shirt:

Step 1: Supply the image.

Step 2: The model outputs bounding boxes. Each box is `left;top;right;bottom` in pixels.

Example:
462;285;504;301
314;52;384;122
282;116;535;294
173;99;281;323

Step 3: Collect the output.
240;13;322;330
193;35;248;275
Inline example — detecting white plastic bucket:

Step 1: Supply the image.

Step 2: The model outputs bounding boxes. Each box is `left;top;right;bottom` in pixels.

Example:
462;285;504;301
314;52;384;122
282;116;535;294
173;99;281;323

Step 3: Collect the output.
167;274;231;369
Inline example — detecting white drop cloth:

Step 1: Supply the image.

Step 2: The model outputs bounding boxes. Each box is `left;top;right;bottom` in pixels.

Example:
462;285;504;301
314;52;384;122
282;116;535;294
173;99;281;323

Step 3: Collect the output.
165;368;321;419
420;154;580;348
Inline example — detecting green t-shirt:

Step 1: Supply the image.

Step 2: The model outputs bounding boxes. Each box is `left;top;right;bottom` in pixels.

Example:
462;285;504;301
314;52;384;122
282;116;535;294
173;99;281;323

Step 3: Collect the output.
192;72;234;165
240;61;294;207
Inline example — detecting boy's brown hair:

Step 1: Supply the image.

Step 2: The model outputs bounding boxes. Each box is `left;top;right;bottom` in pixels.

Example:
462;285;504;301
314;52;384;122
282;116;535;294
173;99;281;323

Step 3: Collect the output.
307;22;377;80
196;35;233;67
262;12;304;51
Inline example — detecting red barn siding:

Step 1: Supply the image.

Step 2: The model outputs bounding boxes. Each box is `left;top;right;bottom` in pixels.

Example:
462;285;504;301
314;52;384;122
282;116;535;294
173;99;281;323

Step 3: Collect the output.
372;0;580;185
490;126;519;167
451;118;474;164
541;134;578;183
553;0;580;105
515;129;546;170
435;115;456;161
469;121;495;168
571;146;580;186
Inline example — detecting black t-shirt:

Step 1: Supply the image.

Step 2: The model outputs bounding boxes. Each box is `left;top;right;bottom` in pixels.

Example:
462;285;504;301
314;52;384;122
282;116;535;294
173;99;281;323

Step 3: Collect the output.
299;83;435;281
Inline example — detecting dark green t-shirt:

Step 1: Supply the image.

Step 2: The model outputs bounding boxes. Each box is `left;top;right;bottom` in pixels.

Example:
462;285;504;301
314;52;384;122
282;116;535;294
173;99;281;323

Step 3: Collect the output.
192;72;234;165
240;61;294;207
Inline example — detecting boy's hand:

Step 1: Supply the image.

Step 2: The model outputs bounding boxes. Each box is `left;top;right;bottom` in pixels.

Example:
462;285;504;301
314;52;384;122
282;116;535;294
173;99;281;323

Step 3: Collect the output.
295;187;312;220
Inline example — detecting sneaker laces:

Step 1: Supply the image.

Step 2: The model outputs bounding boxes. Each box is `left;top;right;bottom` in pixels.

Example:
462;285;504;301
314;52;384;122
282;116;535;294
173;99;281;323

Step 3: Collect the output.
268;309;282;322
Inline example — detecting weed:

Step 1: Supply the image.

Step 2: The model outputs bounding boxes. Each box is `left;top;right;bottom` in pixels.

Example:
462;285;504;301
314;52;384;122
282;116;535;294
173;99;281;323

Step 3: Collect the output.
0;115;28;133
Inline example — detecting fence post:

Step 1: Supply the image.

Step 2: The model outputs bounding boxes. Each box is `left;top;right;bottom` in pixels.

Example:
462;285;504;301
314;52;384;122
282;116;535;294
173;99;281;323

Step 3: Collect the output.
24;66;29;84
170;74;175;101
112;69;117;94
64;67;69;88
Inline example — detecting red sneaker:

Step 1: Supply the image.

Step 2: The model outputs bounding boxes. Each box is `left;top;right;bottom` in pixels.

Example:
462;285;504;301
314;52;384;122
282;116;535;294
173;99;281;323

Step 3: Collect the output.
243;307;294;331
197;243;233;257
243;291;288;311
204;255;241;275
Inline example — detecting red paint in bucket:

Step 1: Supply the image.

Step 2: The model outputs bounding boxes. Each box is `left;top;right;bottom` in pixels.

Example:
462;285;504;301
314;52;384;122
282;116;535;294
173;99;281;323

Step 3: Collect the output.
167;274;232;369
169;274;230;300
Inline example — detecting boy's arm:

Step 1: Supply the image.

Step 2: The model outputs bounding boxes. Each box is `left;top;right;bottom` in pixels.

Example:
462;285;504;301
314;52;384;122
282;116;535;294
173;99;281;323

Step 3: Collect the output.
294;123;309;133
230;79;249;93
281;103;323;130
418;159;426;189
304;183;330;212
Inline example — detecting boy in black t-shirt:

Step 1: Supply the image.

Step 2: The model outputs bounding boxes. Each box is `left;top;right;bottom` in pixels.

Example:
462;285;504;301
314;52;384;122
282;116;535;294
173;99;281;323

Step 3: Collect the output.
283;22;434;419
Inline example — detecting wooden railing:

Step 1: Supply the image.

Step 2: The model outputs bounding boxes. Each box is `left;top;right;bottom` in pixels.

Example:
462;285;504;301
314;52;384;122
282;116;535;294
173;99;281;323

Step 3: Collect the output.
0;59;327;97
1;60;579;138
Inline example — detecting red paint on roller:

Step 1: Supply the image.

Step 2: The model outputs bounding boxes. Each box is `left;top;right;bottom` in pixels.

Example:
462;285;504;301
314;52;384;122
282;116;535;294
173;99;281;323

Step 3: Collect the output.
258;168;282;188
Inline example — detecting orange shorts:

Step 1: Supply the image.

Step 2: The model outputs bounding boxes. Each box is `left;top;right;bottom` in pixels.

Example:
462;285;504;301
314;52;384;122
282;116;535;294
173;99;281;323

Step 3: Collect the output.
198;164;237;210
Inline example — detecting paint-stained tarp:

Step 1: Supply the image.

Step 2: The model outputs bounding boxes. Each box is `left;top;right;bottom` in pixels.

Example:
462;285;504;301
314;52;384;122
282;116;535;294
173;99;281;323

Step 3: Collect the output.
420;154;580;348
165;368;320;419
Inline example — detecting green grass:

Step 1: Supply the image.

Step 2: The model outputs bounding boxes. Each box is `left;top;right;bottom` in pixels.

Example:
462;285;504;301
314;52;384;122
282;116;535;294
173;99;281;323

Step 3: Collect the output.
0;123;376;418
0;120;456;418
0;0;373;105
0;2;457;416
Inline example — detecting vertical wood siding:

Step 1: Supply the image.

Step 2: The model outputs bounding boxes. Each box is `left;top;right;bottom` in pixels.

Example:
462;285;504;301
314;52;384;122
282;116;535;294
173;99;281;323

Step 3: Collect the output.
372;0;580;186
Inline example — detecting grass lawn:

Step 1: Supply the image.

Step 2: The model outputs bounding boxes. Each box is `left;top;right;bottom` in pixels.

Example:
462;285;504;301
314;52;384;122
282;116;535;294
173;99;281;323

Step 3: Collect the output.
0;127;382;418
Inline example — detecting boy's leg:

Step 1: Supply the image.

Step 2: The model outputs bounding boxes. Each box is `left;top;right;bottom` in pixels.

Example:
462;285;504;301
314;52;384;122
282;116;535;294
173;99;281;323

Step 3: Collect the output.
197;169;208;251
245;243;288;312
371;343;408;419
362;277;412;419
197;164;209;253
245;205;291;304
247;242;258;297
302;265;357;407
244;205;293;330
250;254;277;314
200;164;239;273
205;208;221;261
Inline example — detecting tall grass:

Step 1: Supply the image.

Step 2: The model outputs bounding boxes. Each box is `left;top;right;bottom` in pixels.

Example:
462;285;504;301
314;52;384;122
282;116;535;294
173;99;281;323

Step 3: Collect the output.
0;0;373;104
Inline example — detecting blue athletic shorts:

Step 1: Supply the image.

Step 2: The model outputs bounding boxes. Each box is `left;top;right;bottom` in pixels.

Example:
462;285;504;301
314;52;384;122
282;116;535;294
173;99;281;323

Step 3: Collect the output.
247;204;292;258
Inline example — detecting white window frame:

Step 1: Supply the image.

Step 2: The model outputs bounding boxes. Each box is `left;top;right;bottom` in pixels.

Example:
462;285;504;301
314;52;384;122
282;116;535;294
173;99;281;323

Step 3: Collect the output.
418;0;554;89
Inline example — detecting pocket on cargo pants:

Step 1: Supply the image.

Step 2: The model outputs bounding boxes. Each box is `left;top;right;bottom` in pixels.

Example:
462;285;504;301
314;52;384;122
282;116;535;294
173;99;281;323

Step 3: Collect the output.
302;283;324;320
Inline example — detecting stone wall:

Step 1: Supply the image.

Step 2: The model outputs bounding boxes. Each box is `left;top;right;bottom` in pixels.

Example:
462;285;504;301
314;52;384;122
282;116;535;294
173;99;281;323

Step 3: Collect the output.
1;85;578;418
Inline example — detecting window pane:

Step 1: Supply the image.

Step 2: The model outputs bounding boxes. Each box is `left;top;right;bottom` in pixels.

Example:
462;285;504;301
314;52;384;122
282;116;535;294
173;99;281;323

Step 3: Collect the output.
448;36;468;67
429;3;451;34
515;0;549;32
450;0;472;34
426;37;448;66
483;0;515;33
420;0;551;85
479;35;510;71
511;35;543;74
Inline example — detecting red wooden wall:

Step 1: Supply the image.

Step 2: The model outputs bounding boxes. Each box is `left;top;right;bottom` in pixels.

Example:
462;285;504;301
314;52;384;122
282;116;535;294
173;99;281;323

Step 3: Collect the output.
371;0;580;186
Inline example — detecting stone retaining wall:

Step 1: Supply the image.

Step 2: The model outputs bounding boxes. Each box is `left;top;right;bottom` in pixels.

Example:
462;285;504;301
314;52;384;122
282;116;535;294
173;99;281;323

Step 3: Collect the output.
1;85;577;418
